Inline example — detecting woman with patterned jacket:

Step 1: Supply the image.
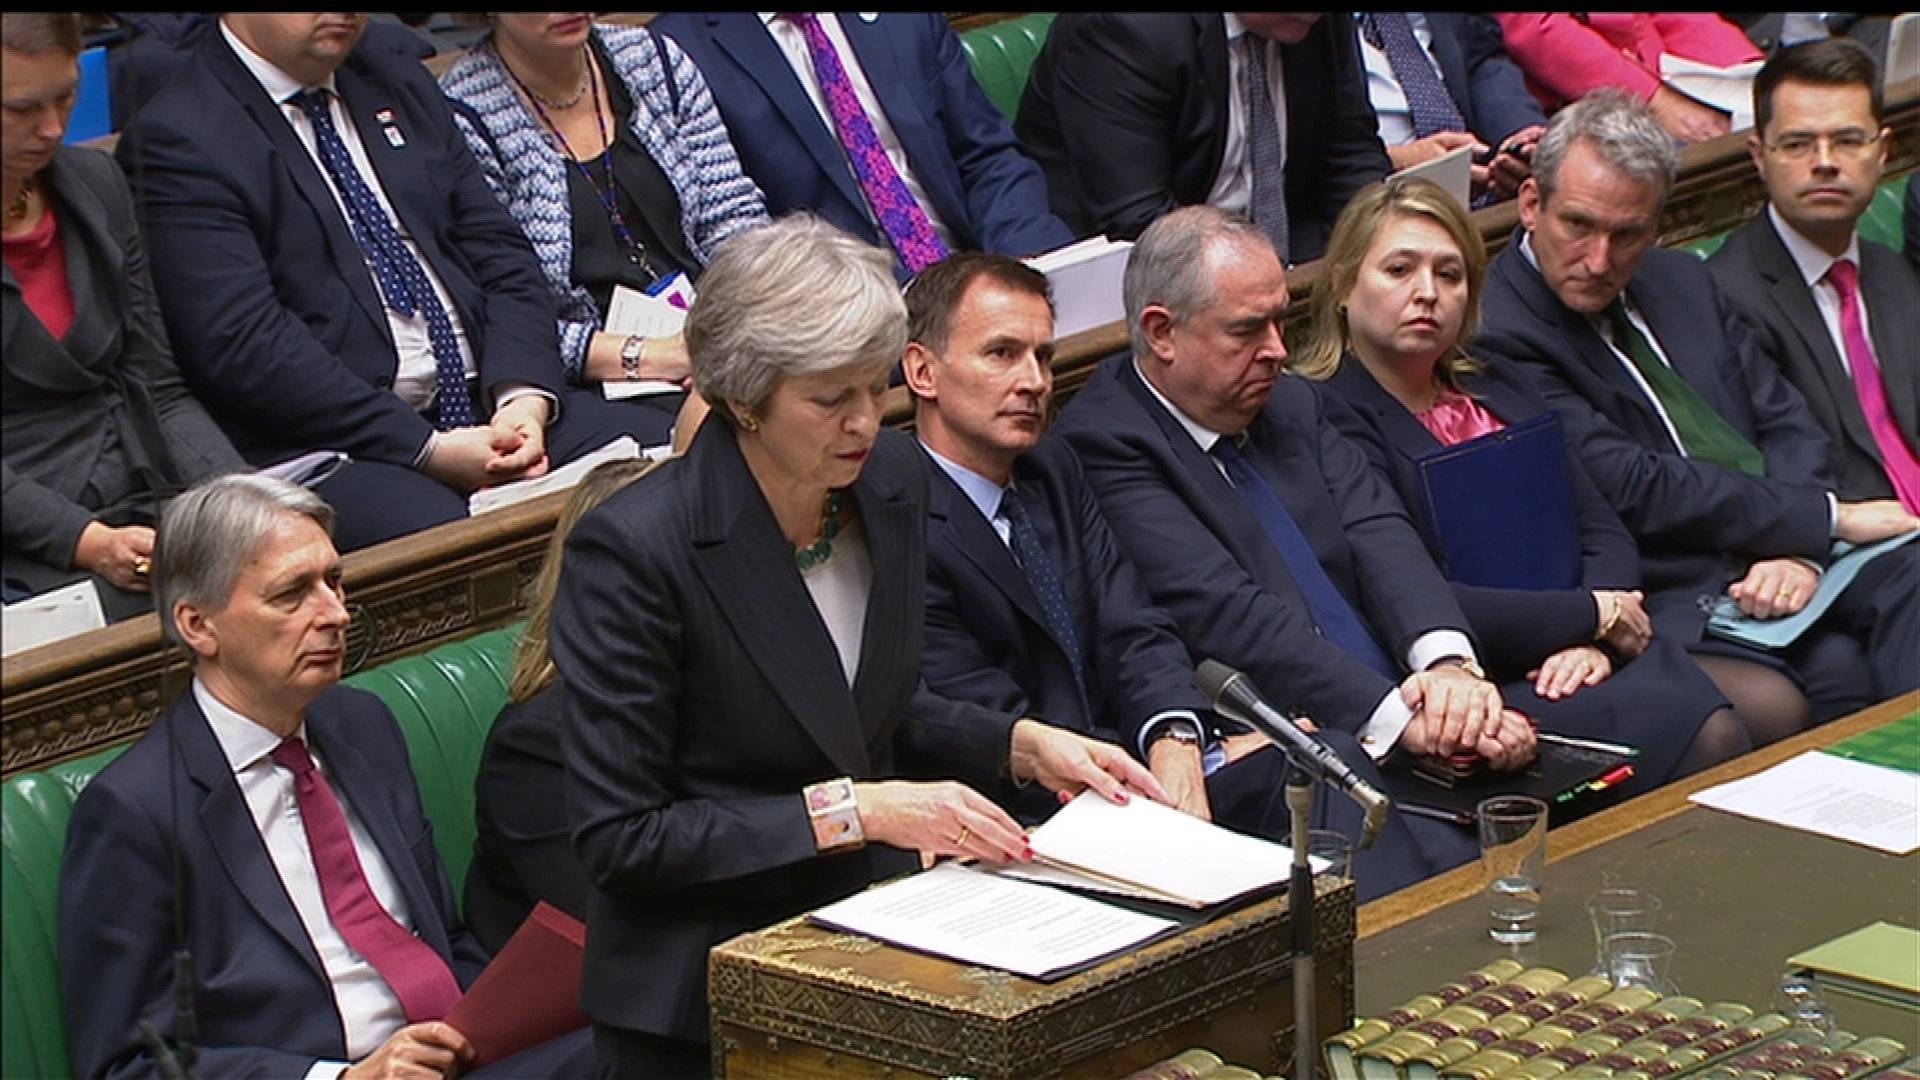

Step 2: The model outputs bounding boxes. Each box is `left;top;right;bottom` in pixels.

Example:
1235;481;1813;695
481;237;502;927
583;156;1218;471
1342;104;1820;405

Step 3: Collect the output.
442;14;767;444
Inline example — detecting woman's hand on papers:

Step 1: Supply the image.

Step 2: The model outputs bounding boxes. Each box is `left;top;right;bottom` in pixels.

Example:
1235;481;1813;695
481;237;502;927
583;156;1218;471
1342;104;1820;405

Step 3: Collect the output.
1010;720;1172;808
1146;738;1212;823
1529;645;1614;701
854;780;1030;864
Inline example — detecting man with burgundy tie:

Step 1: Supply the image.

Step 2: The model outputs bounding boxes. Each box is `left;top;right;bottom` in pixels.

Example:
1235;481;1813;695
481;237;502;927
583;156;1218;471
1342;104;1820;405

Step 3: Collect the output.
59;474;591;1079
1055;206;1537;791
1477;89;1920;724
1709;41;1920;514
116;14;648;553
906;252;1479;899
650;12;1074;279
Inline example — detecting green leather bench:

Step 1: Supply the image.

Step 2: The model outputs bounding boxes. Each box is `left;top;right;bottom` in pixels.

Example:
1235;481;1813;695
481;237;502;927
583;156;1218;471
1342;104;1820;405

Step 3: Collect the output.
958;12;1058;125
1;625;522;1080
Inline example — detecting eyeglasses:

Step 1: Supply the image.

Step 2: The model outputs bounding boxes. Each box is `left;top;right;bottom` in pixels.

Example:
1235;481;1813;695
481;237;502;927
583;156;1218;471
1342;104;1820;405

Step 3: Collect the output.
1766;129;1883;161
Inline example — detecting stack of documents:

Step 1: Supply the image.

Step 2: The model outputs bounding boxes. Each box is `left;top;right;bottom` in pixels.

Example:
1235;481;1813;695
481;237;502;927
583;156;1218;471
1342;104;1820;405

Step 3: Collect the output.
2;578;105;657
1025;236;1133;340
1788;922;1920;1012
810;793;1324;981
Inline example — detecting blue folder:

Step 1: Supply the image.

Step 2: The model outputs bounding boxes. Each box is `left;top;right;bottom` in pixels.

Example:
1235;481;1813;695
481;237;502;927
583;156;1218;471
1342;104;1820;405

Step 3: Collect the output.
1414;410;1582;590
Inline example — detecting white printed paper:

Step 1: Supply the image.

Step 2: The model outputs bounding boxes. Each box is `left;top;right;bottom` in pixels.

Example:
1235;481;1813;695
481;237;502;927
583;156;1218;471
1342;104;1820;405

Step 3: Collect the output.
810;862;1175;980
3;579;106;657
602;284;690;400
1690;751;1920;855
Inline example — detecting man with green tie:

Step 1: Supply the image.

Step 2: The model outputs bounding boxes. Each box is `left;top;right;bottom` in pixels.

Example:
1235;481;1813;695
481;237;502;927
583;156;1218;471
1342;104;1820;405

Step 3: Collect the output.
1475;88;1919;728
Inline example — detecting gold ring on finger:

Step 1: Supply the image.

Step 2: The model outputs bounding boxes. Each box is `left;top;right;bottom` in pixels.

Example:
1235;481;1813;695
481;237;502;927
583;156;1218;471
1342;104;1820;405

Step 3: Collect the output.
953;825;970;847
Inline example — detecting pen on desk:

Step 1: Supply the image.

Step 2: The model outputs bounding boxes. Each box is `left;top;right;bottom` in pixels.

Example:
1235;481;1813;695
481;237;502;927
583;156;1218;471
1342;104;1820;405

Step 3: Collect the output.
1536;732;1640;757
1396;802;1474;826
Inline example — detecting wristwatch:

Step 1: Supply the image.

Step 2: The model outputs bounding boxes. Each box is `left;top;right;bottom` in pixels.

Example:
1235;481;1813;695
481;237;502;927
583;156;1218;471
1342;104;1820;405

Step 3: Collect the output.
1152;718;1204;749
619;335;645;381
1435;656;1488;681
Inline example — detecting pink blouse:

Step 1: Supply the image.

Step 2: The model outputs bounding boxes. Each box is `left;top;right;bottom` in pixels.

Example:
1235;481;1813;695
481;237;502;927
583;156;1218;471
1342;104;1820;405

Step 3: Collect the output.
1418;390;1507;446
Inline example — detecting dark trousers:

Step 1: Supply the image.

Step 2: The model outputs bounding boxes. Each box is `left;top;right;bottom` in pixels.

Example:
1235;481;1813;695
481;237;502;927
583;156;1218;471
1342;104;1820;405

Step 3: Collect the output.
593;1024;711;1079
1789;542;1920;721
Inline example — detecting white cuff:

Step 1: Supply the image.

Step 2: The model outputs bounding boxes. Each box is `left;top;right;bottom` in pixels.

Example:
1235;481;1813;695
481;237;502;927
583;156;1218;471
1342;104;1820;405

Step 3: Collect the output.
495;384;559;425
1137;709;1206;760
1356;689;1414;762
304;1061;350;1080
1407;629;1477;675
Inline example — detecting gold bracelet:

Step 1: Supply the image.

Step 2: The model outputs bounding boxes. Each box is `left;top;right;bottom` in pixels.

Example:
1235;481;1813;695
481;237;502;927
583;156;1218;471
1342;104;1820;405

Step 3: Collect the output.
1595;594;1622;642
803;776;865;853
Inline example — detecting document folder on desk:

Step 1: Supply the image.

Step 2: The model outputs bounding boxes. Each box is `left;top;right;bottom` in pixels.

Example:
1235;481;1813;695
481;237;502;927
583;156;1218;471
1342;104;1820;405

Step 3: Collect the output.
1379;740;1637;826
1415;411;1581;590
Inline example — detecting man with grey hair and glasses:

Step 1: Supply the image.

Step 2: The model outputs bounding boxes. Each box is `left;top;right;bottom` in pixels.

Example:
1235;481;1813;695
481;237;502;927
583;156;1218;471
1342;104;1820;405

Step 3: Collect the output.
1476;89;1920;730
58;473;590;1079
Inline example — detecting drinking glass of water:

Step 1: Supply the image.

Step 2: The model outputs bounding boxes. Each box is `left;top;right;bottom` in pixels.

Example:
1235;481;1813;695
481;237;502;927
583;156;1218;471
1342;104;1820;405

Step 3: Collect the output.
1477;795;1549;944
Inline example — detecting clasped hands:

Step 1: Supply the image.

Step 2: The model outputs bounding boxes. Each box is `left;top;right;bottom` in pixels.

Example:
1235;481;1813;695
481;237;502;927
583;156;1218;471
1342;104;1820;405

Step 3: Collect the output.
1398;664;1535;772
422;395;551;494
854;719;1170;866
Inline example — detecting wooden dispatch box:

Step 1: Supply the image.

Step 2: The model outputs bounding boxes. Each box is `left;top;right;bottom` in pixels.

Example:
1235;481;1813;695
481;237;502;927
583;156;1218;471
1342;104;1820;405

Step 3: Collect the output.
709;874;1356;1079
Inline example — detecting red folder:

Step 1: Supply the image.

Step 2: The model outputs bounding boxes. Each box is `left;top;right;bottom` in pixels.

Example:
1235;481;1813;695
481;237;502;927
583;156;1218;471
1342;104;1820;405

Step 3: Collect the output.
444;902;589;1067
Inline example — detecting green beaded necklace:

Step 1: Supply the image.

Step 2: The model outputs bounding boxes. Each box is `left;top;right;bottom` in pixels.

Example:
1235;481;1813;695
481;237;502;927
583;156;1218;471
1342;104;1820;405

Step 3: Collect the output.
793;491;845;572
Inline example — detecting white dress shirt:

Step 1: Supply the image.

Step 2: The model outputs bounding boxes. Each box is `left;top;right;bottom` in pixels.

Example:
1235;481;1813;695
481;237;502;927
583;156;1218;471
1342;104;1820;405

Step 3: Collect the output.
1133;359;1479;759
1208;15;1290;218
1767;204;1872;378
194;679;411;1078
1356;12;1441;148
760;12;958;250
221;23;479;417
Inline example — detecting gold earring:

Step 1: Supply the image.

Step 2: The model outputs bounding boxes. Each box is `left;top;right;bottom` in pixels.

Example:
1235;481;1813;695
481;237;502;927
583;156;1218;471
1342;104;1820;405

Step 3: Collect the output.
737;410;760;432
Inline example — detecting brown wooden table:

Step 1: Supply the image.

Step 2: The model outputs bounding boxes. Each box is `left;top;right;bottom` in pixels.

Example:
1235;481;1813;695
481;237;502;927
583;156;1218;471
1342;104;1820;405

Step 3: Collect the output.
1353;692;1920;1046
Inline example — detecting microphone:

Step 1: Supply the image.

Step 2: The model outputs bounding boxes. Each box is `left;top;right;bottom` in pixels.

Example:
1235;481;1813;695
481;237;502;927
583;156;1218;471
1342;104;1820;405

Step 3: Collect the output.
1194;660;1391;850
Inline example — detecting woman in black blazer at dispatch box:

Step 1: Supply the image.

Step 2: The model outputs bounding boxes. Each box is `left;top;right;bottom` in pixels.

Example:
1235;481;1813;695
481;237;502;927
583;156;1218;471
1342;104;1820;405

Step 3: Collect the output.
546;214;1166;1075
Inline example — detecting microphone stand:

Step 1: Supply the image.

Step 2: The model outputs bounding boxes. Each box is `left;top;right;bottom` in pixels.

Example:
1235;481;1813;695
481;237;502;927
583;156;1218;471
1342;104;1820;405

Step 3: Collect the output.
1285;760;1318;1080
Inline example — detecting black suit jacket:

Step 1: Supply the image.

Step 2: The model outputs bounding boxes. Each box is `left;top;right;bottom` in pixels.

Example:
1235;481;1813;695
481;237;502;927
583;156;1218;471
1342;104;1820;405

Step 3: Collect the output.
1478;239;1836;634
1320;355;1637;670
1395;14;1545;148
462;682;584;955
60;686;489;1080
1055;358;1469;730
548;422;1014;1041
1016;13;1391;262
1708;215;1920;504
919;438;1207;783
115;29;561;468
2;146;242;577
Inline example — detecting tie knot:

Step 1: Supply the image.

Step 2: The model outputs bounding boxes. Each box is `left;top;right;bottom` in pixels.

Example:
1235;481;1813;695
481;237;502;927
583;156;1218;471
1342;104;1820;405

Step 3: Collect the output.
270;736;316;780
998;487;1029;523
290;86;330;118
1211;433;1251;462
1826;257;1859;297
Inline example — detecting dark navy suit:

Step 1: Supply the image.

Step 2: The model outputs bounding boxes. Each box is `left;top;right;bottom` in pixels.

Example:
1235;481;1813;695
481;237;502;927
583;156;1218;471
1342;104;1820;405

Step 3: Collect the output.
1321;356;1728;787
1376;14;1546;150
1056;359;1470;731
1479;238;1919;718
58;685;589;1079
651;12;1074;271
920;436;1476;899
116;29;642;550
1708;214;1920;506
